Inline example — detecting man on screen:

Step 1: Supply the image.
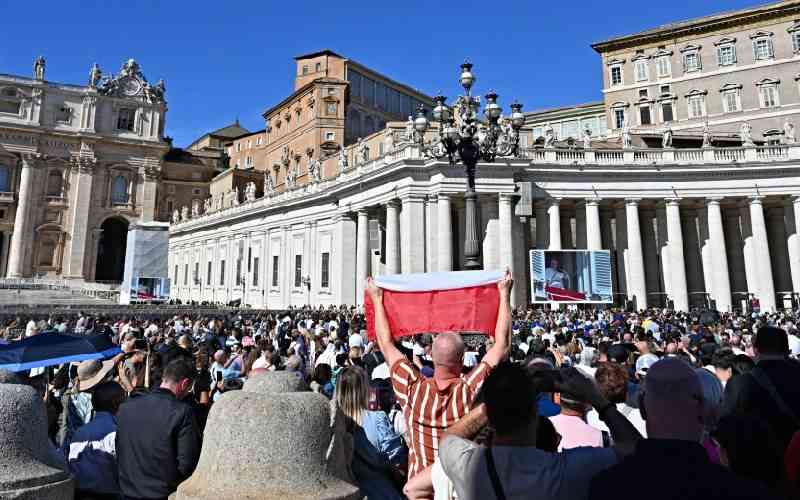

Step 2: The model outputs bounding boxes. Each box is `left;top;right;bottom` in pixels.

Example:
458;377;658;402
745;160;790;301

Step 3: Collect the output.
545;258;571;290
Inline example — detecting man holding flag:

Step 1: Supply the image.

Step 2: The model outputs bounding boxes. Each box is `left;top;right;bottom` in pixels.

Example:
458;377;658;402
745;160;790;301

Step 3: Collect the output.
365;271;513;499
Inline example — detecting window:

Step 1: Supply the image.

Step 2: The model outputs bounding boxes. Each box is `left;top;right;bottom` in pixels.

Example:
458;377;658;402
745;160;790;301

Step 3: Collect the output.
253;257;259;286
656;56;671;77
184;264;188;286
687;95;706;118
660;85;671;95
321;252;330;288
219;260;225;286
272;255;279;287
683;52;701;72
759;84;780;108
722;90;741;113
634;60;648;82
325;131;335;141
327;87;336;95
661;102;674;123
246;140;251;148
753;37;774;60
327;102;337;115
0;166;9;192
717;44;737;66
639;105;651;125
116;108;136;131
294;255;302;287
55;106;71;123
256;136;262;145
638;89;648;98
111;175;129;204
207;261;212;285
562;120;579;139
315;62;321;72
192;188;201;195
302;65;309;75
166;199;174;214
610;65;622;86
236;143;241;152
0;100;20;115
792;30;800;54
613;108;625;129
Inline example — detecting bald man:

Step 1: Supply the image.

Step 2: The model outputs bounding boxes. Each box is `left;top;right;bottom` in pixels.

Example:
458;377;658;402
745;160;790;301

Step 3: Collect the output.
366;273;512;498
589;358;773;500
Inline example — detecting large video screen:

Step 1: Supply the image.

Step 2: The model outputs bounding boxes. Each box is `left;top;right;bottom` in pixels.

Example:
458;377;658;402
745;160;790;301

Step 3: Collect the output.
130;277;171;303
530;250;613;303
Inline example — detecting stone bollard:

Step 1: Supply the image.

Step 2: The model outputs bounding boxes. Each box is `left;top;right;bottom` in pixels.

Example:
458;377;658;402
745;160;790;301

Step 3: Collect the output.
0;383;74;499
242;370;308;395
176;391;359;500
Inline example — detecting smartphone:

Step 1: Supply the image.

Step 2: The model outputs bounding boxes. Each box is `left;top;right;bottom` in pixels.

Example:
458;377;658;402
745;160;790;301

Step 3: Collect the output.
216;371;223;383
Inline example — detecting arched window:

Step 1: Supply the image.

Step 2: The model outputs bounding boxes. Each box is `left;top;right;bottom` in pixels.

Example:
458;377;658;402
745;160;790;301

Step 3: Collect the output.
111;175;128;204
0;166;9;192
46;170;62;196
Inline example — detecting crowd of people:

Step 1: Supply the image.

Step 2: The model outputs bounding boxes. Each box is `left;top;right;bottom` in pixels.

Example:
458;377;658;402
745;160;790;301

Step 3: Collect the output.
5;273;800;499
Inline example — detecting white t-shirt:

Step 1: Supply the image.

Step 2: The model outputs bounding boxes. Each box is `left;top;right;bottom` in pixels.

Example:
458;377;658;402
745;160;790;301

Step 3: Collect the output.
439;435;617;500
586;403;647;440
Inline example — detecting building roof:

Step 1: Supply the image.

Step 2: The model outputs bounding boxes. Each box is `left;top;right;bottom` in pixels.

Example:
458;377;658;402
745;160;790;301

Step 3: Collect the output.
207;121;251;138
294;49;346;60
591;0;800;52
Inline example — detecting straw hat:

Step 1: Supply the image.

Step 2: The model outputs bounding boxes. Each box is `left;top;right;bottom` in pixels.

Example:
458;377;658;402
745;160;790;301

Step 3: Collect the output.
76;359;115;392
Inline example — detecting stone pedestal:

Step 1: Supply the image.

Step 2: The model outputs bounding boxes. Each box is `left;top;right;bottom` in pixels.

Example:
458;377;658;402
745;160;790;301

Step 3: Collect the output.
242;371;308;394
0;384;73;499
176;392;359;500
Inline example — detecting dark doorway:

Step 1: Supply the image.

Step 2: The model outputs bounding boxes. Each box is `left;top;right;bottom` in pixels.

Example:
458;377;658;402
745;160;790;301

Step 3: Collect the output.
95;217;128;282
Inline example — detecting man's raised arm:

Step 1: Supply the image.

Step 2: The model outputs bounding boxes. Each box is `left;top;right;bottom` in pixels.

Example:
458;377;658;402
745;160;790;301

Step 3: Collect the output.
481;272;513;368
366;278;404;369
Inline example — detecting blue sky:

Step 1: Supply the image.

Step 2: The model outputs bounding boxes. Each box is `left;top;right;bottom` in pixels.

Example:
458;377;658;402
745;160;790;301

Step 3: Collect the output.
2;0;761;147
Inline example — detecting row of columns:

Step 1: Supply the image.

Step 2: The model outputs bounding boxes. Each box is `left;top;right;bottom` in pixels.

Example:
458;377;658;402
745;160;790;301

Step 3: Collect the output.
541;195;793;312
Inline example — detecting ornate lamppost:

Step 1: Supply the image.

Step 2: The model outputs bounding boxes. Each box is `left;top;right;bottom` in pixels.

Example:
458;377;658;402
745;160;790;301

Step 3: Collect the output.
413;60;525;269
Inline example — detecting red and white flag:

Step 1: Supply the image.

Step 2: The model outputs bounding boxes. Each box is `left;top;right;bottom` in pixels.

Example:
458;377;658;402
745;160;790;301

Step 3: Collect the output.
364;270;505;341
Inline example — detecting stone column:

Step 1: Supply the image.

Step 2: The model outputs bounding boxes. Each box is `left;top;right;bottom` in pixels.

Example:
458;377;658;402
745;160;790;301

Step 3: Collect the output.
63;160;96;279
750;196;776;312
535;203;548;248
400;195;426;273
385;200;400;275
498;193;514;275
425;195;438;272
437;194;453;272
786;196;800;294
739;203;758;297
0;231;8;277
7;156;34;278
334;213;357;305
140;166;160;222
585;199;602;250
656;205;672;301
708;198;732;311
548;199;561;250
625;199;648;309
356;209;370;306
665;199;688;312
614;205;629;300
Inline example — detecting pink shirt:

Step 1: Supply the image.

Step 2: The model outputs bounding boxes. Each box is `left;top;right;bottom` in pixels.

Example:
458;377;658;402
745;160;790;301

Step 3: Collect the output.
549;414;604;451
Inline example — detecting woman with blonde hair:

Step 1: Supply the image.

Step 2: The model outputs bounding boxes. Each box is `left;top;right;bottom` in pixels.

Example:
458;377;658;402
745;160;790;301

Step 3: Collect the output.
335;366;406;500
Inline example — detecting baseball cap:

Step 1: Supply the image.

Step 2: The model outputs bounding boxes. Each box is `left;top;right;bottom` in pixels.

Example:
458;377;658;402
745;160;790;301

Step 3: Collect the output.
635;353;660;376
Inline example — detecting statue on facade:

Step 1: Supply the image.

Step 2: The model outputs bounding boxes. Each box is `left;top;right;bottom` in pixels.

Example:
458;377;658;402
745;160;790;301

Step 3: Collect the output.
264;171;275;196
543;122;555;149
784;119;796;144
172;209;180;224
356;138;369;165
661;127;673;149
232;186;240;206
180;205;189;222
285;164;297;189
88;63;102;89
204;197;213;213
191;199;201;217
622;126;633;149
740;122;754;147
405;115;415;142
215;193;224;211
582;129;592;150
308;159;322;183
281;145;291;166
244;181;257;202
33;56;46;81
337;148;348;173
384;129;395;153
702;122;712;148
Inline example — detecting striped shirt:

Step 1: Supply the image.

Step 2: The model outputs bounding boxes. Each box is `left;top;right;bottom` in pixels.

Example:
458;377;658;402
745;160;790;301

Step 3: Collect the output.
391;358;492;477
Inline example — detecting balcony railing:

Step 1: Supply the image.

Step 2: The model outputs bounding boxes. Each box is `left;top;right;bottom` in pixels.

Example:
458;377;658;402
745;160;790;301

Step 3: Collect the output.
170;143;800;230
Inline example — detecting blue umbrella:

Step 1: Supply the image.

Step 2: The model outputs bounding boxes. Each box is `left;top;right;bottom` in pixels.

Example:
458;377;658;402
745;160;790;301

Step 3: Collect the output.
0;331;121;372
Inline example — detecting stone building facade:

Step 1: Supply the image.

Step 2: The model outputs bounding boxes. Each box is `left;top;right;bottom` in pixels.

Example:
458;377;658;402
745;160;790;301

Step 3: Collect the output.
593;0;800;142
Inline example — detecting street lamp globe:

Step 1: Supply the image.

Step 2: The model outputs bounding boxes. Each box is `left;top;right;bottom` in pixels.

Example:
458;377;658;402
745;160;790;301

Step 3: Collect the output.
484;90;502;121
414;105;429;133
459;61;475;92
510;101;525;129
